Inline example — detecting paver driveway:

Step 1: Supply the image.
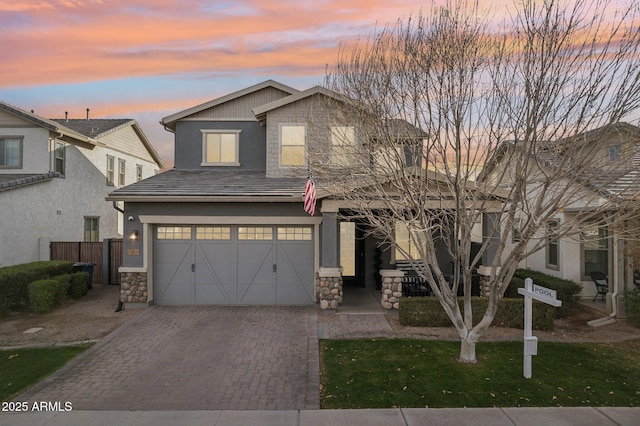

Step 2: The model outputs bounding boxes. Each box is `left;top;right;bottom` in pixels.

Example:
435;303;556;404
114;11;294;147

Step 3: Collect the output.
17;306;320;410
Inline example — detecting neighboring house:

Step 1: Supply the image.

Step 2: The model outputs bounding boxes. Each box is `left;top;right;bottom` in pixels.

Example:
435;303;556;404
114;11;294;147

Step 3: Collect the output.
494;123;640;315
0;101;164;267
107;80;502;308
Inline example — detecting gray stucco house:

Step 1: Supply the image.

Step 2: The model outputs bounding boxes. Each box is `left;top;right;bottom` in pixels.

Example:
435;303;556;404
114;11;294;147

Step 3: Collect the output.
0;101;163;267
107;80;499;309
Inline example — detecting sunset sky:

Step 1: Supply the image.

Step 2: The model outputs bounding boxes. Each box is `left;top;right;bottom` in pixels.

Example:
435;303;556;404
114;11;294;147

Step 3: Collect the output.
0;0;633;167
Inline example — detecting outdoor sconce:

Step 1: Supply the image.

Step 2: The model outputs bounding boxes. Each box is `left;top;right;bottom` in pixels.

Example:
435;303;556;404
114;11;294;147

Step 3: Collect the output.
129;230;139;241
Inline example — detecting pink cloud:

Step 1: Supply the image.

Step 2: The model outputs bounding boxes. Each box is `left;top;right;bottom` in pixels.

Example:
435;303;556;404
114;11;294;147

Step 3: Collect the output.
0;0;434;88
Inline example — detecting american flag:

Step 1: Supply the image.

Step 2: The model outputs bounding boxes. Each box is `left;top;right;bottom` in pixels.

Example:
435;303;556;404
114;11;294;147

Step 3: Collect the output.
304;176;316;216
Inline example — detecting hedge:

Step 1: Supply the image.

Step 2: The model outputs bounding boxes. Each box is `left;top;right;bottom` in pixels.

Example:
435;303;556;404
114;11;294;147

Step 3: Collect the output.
0;261;74;315
399;297;556;331
624;289;640;328
67;272;89;299
28;279;61;314
512;269;582;318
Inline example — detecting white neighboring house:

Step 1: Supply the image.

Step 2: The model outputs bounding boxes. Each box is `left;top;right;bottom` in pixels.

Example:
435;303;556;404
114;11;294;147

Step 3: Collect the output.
0;101;164;267
495;123;640;315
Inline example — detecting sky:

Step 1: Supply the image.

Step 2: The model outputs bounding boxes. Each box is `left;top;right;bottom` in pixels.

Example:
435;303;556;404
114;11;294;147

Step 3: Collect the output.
0;0;456;168
0;0;634;168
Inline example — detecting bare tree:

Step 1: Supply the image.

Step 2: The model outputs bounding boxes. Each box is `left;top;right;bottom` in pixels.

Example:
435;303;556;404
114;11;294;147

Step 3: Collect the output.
317;0;640;363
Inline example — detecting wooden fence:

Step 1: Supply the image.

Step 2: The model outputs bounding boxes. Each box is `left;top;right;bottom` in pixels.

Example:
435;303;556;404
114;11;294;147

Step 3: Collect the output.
50;239;123;285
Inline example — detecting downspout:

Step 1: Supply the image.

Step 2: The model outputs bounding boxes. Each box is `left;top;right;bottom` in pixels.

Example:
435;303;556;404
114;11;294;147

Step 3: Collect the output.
112;201;125;214
111;201;125;312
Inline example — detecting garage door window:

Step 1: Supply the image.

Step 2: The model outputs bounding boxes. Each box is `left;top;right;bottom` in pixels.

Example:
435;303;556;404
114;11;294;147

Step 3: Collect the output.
277;227;312;241
157;226;192;240
238;227;273;240
196;226;231;240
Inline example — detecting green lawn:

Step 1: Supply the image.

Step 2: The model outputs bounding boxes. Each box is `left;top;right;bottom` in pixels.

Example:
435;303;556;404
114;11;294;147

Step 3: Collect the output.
0;346;90;401
320;339;640;408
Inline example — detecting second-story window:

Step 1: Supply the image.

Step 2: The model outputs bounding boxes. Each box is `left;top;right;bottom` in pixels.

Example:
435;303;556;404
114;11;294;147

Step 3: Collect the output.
280;124;306;166
136;164;143;181
118;159;126;186
202;130;240;166
54;141;65;175
0;137;22;168
106;156;115;185
330;126;356;166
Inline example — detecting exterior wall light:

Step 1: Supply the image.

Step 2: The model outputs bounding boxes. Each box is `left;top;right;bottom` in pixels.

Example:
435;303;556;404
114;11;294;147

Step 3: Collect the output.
129;230;139;241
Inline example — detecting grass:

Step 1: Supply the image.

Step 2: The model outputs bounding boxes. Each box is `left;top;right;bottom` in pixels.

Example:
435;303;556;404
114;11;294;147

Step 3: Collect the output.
0;346;90;401
320;339;640;408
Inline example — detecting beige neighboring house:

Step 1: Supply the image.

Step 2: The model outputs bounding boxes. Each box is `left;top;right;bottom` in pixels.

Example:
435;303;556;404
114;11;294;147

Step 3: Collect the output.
493;123;640;318
0;101;164;267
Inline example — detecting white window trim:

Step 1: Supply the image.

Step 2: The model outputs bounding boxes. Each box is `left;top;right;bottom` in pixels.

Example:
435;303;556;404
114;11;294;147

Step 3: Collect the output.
118;158;126;187
0;136;23;169
279;123;306;168
201;129;241;166
546;219;560;271
106;155;115;186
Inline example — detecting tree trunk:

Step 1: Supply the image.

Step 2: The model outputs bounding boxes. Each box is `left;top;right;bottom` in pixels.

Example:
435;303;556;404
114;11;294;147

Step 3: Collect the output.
459;337;477;364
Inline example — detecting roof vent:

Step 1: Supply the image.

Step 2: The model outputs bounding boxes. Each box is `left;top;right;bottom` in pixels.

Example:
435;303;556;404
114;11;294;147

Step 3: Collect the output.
86;108;90;121
65;111;68;122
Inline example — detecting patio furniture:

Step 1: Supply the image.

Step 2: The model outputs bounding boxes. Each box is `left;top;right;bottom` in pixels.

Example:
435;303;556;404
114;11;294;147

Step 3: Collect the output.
589;271;608;302
634;270;640;289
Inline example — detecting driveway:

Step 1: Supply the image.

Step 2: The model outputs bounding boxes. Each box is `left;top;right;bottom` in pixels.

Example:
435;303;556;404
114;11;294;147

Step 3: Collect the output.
16;306;320;410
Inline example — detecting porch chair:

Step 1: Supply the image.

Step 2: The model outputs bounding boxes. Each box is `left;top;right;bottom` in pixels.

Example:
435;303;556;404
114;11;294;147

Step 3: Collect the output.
589;271;608;302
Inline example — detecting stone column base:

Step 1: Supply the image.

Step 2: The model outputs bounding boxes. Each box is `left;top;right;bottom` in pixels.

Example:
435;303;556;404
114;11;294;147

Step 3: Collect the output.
380;270;405;310
120;271;148;303
477;265;500;298
317;267;343;310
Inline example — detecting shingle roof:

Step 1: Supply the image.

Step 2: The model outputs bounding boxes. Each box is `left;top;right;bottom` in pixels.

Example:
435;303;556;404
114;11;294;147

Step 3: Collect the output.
50;119;132;138
106;170;307;201
0;173;60;192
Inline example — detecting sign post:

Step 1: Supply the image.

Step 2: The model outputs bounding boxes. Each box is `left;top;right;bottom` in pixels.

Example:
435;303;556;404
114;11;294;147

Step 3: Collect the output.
517;278;562;379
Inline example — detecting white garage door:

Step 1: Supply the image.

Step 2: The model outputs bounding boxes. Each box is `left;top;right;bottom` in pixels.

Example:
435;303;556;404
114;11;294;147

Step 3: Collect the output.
153;225;314;305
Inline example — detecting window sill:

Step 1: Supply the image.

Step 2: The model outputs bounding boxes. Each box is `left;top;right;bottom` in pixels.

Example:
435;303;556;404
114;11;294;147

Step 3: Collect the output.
201;162;241;167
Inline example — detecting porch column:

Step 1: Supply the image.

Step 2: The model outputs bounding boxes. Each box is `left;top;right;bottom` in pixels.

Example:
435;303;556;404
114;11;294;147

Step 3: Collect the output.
479;212;502;297
380;270;404;310
317;210;343;309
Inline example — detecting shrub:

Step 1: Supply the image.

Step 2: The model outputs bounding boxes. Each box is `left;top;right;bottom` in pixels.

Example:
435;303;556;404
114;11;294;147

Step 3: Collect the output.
513;269;582;317
399;297;556;331
504;276;525;298
28;279;59;314
624;289;640;328
0;261;74;314
68;272;89;299
51;274;72;304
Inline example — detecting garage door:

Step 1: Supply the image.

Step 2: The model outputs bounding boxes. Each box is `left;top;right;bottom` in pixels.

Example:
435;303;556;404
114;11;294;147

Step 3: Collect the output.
153;225;314;305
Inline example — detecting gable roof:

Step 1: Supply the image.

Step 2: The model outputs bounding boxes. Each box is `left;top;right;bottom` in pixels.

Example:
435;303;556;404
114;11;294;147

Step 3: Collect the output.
52;118;164;168
160;80;300;130
253;85;352;125
0;100;102;146
479;123;640;200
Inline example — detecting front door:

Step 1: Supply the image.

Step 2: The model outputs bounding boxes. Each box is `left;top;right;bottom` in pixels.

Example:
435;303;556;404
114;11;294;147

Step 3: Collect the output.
340;221;365;287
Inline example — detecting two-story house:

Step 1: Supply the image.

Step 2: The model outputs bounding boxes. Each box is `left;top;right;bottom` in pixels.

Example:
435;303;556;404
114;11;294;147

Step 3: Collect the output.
107;80;503;309
0;101;164;267
489;123;640;317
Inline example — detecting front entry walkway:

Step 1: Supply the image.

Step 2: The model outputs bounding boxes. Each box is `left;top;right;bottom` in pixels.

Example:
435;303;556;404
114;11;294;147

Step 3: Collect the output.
317;286;397;339
16;306;319;410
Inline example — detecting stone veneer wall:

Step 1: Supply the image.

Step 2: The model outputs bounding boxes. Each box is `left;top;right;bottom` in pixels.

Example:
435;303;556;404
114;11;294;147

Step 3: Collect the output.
120;272;148;303
477;266;499;298
316;269;343;310
380;270;405;310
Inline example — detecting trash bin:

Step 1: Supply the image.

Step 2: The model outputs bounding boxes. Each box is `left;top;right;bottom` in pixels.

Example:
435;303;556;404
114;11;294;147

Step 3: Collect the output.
73;262;96;290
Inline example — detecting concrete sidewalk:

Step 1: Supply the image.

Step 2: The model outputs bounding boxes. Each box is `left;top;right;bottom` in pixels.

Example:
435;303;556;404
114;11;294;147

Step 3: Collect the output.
3;407;640;425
